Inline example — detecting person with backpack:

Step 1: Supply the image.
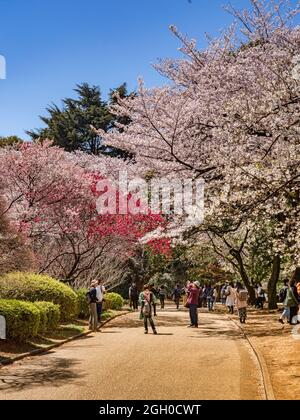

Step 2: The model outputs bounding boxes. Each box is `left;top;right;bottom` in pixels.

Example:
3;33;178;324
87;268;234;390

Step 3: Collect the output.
235;282;248;323
87;281;98;332
139;284;158;335
187;281;201;328
172;284;182;309
278;279;290;324
129;282;139;310
159;285;167;309
96;279;106;323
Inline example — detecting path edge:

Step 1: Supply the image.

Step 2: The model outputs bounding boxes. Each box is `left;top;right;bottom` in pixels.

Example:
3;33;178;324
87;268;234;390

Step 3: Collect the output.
228;316;276;401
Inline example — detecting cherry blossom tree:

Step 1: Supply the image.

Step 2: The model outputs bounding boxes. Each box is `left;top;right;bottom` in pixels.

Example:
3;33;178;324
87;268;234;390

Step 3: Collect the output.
101;0;299;305
0;142;169;285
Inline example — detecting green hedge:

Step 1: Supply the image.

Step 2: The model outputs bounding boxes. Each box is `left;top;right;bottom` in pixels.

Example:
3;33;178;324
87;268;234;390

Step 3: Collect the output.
0;299;40;341
0;272;78;321
76;288;89;319
104;292;124;310
34;301;60;332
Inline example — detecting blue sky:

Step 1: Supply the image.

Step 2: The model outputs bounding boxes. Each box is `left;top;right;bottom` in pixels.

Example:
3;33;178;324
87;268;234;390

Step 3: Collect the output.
0;0;297;139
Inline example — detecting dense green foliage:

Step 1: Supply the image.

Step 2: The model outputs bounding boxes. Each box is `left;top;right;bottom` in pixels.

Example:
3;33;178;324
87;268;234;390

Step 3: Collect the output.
27;83;133;158
0;299;40;341
76;288;90;319
33;301;60;332
103;292;124;310
0;272;78;321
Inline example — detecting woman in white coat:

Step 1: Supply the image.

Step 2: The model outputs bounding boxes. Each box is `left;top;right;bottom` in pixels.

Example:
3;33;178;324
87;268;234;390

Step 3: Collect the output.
225;282;236;314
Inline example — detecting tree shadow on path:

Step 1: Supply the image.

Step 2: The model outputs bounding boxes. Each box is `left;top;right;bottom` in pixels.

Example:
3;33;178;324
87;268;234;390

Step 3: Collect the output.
0;356;83;393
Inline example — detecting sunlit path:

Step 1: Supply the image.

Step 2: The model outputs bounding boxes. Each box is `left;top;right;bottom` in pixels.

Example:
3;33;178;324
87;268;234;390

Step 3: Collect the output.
0;308;264;400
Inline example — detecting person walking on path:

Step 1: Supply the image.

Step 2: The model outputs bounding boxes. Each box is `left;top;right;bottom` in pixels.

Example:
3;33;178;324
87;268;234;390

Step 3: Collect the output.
278;279;290;324
235;282;248;324
206;285;214;311
129;282;139;310
285;276;299;325
255;283;266;309
187;281;201;328
87;281;98;332
221;283;227;305
226;282;235;314
172;284;182;309
96;279;106;323
139;284;158;334
159;285;167;309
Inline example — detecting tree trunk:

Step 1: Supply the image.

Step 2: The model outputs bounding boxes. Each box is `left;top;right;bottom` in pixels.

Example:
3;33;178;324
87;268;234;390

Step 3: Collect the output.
231;249;256;305
268;255;280;310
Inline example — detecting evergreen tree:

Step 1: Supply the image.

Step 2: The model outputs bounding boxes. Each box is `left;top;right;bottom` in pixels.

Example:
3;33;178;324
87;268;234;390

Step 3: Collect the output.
27;83;133;158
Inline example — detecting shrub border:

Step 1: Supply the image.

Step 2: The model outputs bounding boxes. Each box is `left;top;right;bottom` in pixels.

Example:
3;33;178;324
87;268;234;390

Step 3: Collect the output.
0;310;130;367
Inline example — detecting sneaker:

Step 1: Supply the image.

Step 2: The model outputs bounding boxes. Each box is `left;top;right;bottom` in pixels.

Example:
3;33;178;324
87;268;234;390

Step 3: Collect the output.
144;330;148;334
153;330;158;335
187;324;194;328
278;319;284;324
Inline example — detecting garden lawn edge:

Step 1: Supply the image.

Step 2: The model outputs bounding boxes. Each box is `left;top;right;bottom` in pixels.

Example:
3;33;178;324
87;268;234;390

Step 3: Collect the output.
0;310;130;367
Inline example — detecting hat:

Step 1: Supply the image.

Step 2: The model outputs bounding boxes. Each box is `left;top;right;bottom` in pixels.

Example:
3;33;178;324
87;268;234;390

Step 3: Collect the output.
194;281;200;288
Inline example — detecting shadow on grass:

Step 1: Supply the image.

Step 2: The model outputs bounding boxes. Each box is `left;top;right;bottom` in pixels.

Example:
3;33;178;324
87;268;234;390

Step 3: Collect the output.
0;357;83;392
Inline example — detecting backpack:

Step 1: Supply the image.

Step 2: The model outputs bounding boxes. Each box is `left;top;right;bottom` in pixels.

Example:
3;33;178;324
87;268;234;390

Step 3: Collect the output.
238;289;248;302
86;290;93;304
279;286;287;303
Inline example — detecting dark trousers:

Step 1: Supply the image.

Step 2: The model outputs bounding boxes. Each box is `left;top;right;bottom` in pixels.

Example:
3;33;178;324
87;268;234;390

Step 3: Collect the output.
174;297;180;309
152;303;157;316
160;297;165;309
228;305;234;314
189;304;198;327
96;301;103;322
144;315;156;332
289;306;299;324
130;296;138;310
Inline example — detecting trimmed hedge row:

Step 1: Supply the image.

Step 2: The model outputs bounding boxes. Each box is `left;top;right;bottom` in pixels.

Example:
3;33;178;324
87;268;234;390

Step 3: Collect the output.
0;299;60;341
33;301;60;333
76;288;90;319
0;272;78;321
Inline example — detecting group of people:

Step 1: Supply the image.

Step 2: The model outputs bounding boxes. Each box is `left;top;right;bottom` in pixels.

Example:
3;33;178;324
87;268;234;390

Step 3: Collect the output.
278;274;300;325
185;281;248;327
87;271;300;334
129;283;168;312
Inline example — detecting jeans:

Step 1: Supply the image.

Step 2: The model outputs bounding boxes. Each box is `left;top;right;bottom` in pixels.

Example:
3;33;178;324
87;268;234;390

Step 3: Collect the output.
144;315;156;332
89;303;98;331
281;306;290;321
189;304;198;327
160;297;165;309
207;297;214;311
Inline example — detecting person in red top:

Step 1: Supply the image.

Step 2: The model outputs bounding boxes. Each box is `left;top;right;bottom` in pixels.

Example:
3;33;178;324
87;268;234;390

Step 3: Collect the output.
187;281;201;328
